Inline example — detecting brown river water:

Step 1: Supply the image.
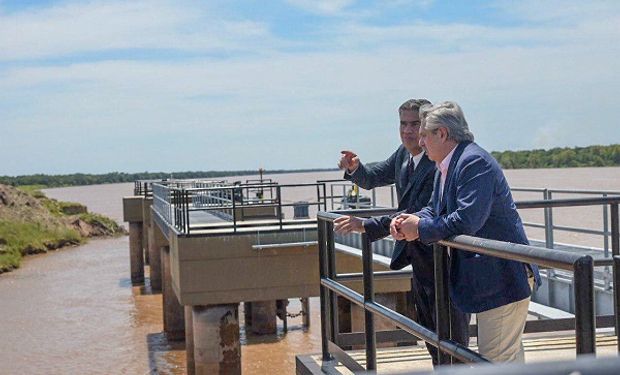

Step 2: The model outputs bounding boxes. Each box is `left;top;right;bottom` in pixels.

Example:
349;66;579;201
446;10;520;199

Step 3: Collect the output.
0;167;619;374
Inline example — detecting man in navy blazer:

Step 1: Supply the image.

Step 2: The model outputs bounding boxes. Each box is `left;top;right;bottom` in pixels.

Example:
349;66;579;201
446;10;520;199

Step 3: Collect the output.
393;101;541;362
334;99;470;365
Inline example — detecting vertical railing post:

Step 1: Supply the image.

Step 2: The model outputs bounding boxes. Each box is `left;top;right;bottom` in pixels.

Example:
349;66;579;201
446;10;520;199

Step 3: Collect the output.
613;255;620;348
277;186;283;230
372;189;377;208
185;190;190;235
361;233;376;370
323;183;328;211
317;217;333;364
544;190;556;281
603;195;612;289
232;188;237;233
574;256;595;355
434;243;451;365
326;220;339;345
611;203;619;258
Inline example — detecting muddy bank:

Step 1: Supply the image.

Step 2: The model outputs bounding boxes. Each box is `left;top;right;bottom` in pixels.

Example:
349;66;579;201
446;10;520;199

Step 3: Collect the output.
0;184;125;273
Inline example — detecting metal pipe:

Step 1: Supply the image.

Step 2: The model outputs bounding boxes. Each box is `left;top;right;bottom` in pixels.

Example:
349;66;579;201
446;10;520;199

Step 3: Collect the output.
440;236;583;271
317;219;331;362
361;233;376;370
277;186;283;230
573;256;596;354
335;270;412;282
613;256;620;348
326;221;339;345
612;204;619;257
434;243;451;364
517;196;620;209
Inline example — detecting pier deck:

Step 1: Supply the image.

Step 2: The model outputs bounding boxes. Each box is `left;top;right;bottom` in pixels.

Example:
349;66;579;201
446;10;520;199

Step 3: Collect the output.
296;331;619;375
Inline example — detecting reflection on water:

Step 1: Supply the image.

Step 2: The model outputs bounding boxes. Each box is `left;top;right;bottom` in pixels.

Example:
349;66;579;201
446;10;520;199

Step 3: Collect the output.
0;168;617;374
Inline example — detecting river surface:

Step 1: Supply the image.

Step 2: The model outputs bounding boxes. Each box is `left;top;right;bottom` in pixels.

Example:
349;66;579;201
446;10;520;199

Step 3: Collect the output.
0;167;619;374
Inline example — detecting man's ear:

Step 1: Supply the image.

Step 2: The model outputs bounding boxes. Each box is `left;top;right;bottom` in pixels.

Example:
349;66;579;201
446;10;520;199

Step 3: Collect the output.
439;127;449;142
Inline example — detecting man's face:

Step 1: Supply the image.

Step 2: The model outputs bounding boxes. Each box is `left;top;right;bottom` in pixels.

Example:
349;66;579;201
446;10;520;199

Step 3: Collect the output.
399;110;422;154
418;126;444;162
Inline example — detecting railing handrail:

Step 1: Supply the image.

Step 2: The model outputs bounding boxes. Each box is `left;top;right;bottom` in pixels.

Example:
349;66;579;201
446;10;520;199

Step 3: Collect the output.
316;196;620;371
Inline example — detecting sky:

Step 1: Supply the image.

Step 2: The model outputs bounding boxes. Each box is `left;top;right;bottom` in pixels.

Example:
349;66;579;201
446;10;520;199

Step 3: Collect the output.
1;0;619;176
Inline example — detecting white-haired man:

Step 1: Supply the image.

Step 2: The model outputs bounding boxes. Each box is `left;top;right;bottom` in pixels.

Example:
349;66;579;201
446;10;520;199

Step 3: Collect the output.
392;101;541;362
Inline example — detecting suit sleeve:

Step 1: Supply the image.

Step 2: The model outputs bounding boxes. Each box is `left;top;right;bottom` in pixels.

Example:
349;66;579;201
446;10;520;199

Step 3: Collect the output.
417;154;495;244
344;149;398;190
364;162;436;242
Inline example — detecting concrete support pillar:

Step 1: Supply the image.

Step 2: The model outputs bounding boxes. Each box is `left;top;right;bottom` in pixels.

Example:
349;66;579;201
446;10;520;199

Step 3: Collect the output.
147;225;162;291
193;304;241;375
301;297;311;328
185;306;195;375
243;302;252;327
142;221;149;265
129;222;144;284
250;300;277;335
161;245;185;340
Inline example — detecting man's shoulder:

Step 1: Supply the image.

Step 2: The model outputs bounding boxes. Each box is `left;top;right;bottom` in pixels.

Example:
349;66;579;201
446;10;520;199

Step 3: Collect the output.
458;142;498;167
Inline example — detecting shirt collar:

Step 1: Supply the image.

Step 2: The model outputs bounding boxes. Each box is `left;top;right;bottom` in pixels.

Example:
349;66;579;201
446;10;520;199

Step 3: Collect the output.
410;150;425;170
438;145;457;175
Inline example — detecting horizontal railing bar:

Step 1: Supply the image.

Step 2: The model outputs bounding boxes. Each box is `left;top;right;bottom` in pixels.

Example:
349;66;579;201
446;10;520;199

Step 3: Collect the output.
327;341;366;372
321;278;365;308
548;189;620;195
337;330;418;346
365;301;489;364
334;270;412;282
318;209;398;221
439;235;586;270
517;196;620;209
321;277;487;363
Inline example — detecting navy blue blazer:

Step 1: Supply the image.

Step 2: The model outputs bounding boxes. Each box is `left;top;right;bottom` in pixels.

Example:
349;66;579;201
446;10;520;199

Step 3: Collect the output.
415;142;541;313
344;145;436;279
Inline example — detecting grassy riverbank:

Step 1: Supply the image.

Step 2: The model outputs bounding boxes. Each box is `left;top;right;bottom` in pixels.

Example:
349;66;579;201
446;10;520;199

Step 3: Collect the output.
0;184;125;273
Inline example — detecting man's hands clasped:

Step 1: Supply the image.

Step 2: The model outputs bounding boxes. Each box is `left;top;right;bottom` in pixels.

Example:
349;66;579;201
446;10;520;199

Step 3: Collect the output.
390;213;421;241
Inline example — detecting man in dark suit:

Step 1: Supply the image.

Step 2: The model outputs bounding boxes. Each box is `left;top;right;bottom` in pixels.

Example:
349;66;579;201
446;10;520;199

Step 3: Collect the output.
334;98;470;365
393;101;541;362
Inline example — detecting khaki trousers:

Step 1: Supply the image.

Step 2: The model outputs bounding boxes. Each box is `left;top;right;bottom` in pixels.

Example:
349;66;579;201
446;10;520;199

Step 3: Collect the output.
477;278;534;363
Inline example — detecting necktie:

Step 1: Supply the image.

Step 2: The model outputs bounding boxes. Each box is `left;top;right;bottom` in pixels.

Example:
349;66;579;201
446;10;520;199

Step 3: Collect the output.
408;157;415;178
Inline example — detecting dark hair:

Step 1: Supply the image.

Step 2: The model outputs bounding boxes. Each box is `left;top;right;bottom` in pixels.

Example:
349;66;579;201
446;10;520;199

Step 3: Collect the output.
398;98;432;114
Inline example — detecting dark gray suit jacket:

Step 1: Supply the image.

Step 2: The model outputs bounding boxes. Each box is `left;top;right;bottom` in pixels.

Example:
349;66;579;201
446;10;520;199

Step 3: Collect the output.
344;145;436;279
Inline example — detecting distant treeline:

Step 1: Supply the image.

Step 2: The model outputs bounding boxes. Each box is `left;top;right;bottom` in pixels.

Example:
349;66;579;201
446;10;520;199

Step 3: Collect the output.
0;168;338;188
491;144;620;169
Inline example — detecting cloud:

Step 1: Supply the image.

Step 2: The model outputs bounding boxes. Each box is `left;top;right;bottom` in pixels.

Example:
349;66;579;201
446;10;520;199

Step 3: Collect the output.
0;0;274;61
0;0;618;174
284;0;356;16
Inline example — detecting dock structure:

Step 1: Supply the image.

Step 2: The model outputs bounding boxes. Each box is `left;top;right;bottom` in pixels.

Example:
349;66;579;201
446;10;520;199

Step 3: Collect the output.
123;178;410;374
298;194;620;374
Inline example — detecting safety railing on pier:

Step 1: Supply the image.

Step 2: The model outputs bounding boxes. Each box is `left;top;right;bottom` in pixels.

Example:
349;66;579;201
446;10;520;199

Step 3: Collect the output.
316;195;620;373
134;178;228;197
152;181;328;235
318;179;397;210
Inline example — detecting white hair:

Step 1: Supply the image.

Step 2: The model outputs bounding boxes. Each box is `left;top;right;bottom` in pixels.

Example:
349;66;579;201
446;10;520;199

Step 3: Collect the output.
419;101;474;142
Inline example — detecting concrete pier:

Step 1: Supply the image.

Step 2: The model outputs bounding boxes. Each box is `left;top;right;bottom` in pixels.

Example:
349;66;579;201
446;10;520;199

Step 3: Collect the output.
128;222;144;284
147;225;162;291
193;304;241;375
147;211;167;292
185;306;195;375
161;245;185;341
250;300;277;335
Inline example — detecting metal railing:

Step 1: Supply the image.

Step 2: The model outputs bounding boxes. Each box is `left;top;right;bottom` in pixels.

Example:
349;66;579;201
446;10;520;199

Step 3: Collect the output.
134;178;228;197
152;181;328;235
317;196;620;372
317;179;397;210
